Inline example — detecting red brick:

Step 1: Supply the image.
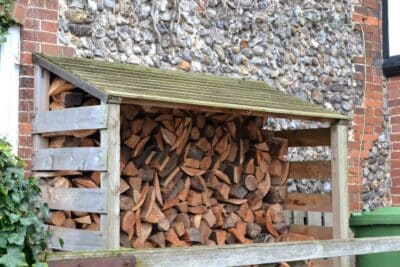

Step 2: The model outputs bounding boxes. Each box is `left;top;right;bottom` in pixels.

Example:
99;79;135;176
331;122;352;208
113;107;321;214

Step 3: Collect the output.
41;20;57;32
22;30;57;44
12;3;27;24
26;7;57;21
30;0;45;8
19;123;31;134
45;0;58;10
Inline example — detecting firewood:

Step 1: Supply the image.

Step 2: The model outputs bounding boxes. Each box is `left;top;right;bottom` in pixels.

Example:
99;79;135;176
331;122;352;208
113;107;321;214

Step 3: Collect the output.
187;190;203;206
139;223;153;242
51;211;66;226
233;165;242;184
163;167;180;187
74;215;91;225
135;209;142;241
227;185;246;200
72;178;98;188
188;205;207;214
228;222;253;244
122;161;139;177
264;185;287;203
62;218;76;228
253;209;265;227
141;187;156;221
71;211;88;217
276;232;314;242
124;134;140;149
265;208;280;237
214;134;229;155
120;178;130;194
130;119;144;135
157;218;170;231
227;142;238;162
145;203;166;224
214;183;230;200
222;198;248;205
80;138;98;147
270;137;288;160
183;227;201;243
132;239;155;249
199;156;212;170
199;220;212;244
139;168;155;182
149;232;166;248
214;230;227;245
269;159;283;178
226;121;236;138
121;104;139;120
172;221;186;237
254;141;269;152
53;176;71;188
161;128;176;146
187;146;204;160
238;203;254;223
166;228;185;247
153;173;163;207
86;223;100;231
223;213;240;229
271;160;290;185
177;177;190;201
275;222;288;234
190;127;201;140
49;136;79;148
163;197;179;210
246;222;261;239
257;175;271;197
177;202;188;213
244;158;255;175
120;232;131;247
183;158;200;169
161;120;175;133
268;203;286;224
51;91;83;107
196;137;211;152
133;136;150;157
120;195;134;210
71;129;96;138
141;116;157;137
203;209;216;227
132;184;149;211
48;78;76;96
180;165;206;176
49;101;64;110
214;170;231;185
244;175;258;191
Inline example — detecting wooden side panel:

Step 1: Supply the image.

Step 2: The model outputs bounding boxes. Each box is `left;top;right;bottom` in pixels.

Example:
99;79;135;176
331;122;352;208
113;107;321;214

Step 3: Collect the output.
289;161;331;180
33;66;49;151
274;128;330;147
32;147;107;171
288;225;333;240
324;212;333;227
49;226;104;251
33;105;108;133
100;104;120;249
307;211;323;226
41;186;106;213
284;193;332;212
331;121;350;267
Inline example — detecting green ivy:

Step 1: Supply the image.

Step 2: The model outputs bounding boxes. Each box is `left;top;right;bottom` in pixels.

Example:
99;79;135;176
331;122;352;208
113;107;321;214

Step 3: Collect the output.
0;138;50;266
0;0;15;43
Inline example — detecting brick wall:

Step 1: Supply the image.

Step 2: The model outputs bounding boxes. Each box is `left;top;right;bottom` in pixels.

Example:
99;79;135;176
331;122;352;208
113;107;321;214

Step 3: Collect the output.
389;76;400;205
11;0;73;168
350;0;386;211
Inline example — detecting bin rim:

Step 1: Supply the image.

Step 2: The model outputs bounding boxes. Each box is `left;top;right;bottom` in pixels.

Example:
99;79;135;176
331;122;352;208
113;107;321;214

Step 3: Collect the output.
350;207;400;226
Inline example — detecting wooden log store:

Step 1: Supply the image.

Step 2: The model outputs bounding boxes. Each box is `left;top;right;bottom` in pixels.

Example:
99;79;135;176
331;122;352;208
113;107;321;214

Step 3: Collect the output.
32;53;351;266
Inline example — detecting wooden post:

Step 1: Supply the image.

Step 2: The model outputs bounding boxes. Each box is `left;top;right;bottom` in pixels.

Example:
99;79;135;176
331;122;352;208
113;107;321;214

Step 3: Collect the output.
33;65;49;151
100;103;120;249
331;120;350;267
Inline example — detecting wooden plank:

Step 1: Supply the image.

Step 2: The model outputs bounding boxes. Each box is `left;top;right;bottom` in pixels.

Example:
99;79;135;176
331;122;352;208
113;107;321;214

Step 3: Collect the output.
33;66;49;153
41;186;106;213
307;211;322;226
289;161;331;180
48;226;104;251
314;259;333;267
33;171;82;178
284;193;332;212
331;121;350;267
289;225;333;240
47;236;400;266
32;105;108;134
100;104;120;249
274;128;330;147
283;210;293;224
32;147;107;171
293;211;305;225
324;212;333;227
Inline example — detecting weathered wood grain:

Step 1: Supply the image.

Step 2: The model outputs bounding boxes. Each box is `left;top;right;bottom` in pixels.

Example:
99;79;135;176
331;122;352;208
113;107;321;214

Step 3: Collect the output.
48;226;104;251
41;186;106;213
289;225;333;240
32;147;107;171
32;105;108;133
284;193;332;212
288;161;331;180
274;128;331;147
331;121;350;267
47;236;400;266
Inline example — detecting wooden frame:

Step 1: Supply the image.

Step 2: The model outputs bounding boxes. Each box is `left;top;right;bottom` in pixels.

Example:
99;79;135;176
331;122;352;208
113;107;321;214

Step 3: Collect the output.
33;63;352;267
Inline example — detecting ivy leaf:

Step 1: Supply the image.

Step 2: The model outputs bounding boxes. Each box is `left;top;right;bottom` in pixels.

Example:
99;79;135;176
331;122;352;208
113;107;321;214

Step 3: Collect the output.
33;263;48;267
7;232;25;246
58;238;64;248
0;247;28;267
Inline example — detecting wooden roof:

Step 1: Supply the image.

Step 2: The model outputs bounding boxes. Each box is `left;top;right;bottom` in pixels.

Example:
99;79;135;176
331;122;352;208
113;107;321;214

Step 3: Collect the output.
33;53;347;121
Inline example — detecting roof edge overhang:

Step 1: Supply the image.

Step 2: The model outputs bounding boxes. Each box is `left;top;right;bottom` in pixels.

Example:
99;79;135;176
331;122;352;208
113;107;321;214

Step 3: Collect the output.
33;53;348;123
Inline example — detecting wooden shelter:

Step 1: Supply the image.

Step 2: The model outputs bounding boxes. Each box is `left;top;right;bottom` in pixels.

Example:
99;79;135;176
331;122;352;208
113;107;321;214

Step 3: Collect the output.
32;53;350;266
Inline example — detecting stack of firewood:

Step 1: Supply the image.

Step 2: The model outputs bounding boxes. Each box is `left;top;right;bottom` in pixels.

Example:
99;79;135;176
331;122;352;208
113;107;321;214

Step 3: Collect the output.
43;77;293;248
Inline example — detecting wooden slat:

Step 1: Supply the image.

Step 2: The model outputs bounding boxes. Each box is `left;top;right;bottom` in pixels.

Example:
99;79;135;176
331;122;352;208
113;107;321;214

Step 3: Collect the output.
289;225;333;240
48;226;104;251
307;211;323;226
32;105;107;133
293;211;305;224
284;193;332;212
41;186;106;213
32;147;107;171
274;128;330;147
33;66;49;152
289;161;331;180
100;104;120;249
314;259;333;267
47;236;400;266
324;212;333;227
331;121;350;267
33;171;82;178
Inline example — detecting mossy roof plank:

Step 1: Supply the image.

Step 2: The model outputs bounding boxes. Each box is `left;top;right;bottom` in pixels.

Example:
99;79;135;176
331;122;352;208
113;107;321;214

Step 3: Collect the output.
34;54;347;120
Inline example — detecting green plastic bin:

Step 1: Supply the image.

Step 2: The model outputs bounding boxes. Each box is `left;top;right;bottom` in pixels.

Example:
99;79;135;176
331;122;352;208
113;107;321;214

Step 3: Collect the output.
350;207;400;267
